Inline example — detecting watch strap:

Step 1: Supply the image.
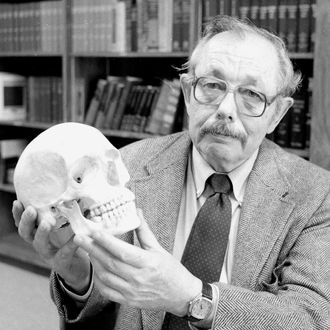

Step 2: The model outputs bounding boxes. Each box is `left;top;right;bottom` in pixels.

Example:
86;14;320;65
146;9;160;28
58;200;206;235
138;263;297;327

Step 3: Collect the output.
184;282;213;322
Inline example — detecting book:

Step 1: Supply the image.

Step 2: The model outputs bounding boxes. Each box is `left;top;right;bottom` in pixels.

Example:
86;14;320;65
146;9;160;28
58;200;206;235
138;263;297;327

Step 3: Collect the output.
181;0;190;52
145;78;181;135
309;0;316;52
274;112;291;147
120;85;140;131
250;0;260;27
104;81;125;129
139;86;159;132
172;0;182;52
110;76;143;129
131;85;152;132
145;0;158;51
158;79;181;135
84;78;107;126
136;0;148;52
267;0;279;34
259;0;269;30
305;77;313;148
289;90;307;148
239;0;250;21
94;76;122;128
124;85;145;131
278;0;288;44
287;0;298;52
159;0;173;52
72;78;86;123
0;139;28;184
297;0;311;52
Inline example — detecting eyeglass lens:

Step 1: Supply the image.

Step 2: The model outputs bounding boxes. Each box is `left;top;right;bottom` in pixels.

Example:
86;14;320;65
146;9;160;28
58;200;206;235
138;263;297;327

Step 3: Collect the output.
194;77;266;116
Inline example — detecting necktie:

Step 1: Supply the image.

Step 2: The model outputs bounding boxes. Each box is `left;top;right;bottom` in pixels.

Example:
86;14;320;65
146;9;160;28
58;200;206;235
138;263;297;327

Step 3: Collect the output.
162;174;232;330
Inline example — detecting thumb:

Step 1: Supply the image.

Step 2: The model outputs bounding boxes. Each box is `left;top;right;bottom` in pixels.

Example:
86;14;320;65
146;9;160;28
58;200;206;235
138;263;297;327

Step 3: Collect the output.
136;209;162;251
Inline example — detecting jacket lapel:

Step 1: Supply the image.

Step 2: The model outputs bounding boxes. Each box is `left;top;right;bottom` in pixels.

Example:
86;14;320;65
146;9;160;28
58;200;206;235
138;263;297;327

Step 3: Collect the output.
129;133;191;330
231;141;295;289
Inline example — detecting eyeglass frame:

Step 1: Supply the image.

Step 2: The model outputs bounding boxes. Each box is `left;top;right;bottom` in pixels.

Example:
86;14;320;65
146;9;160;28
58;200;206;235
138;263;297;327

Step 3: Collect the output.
191;76;281;117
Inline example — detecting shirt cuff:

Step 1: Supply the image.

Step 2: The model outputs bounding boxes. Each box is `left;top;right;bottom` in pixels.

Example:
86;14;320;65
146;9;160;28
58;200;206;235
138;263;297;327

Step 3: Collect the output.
56;265;94;303
188;283;219;330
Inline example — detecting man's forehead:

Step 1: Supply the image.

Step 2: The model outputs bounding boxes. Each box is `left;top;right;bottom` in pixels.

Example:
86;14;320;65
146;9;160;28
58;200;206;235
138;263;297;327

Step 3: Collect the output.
202;31;278;69
196;31;279;86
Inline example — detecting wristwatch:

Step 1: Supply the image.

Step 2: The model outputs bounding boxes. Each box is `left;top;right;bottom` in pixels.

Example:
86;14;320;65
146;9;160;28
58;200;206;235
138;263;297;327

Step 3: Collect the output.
184;282;213;323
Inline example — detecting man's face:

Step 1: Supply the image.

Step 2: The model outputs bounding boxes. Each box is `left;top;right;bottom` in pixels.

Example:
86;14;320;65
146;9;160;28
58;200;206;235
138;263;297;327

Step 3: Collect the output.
183;31;292;172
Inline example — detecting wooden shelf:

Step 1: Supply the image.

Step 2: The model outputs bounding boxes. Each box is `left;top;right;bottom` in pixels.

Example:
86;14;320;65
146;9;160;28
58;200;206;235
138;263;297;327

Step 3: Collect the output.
0;52;62;57
0;121;158;140
0;232;50;271
72;51;189;58
0;120;53;130
0;183;15;194
289;52;314;59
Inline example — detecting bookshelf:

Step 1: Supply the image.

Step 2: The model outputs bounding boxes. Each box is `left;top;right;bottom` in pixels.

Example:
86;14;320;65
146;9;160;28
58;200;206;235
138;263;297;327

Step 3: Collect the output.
0;0;328;270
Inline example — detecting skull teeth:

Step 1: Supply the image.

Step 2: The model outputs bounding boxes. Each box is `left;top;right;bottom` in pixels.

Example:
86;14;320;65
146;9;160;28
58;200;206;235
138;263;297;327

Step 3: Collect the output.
88;193;135;222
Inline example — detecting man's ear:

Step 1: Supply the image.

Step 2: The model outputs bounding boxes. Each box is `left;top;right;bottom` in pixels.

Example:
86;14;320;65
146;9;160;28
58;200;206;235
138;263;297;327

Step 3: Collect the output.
180;74;192;107
267;96;294;134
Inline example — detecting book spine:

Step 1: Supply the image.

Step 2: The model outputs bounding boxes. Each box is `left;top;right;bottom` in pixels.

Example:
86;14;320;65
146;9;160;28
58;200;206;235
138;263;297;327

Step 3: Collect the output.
239;0;250;20
287;0;298;52
172;0;182;52
159;79;181;135
146;0;158;51
305;77;313;148
274;112;291;147
181;0;190;52
250;0;260;27
259;0;269;30
137;0;148;52
309;0;316;52
289;90;307;148
278;0;288;44
267;1;279;34
297;0;310;52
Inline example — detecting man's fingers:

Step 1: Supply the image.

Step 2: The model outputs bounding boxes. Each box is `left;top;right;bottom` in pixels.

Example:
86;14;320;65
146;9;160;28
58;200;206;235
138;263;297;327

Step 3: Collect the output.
135;210;162;251
33;217;55;258
17;205;38;243
58;235;79;260
76;232;145;268
12;200;24;227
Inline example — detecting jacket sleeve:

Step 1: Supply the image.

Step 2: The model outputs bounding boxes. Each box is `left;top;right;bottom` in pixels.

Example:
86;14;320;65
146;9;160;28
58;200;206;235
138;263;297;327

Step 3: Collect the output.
213;192;330;330
50;231;134;329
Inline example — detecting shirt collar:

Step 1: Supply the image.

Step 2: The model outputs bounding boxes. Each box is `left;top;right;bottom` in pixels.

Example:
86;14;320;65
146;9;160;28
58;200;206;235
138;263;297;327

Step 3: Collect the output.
191;146;259;204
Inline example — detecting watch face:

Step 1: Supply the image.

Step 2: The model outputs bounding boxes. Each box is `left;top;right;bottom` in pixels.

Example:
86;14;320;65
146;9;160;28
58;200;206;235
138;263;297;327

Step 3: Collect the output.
191;298;213;320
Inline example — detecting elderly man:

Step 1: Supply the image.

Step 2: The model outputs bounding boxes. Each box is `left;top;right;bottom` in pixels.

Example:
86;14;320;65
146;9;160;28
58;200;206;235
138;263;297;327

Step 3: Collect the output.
13;16;330;329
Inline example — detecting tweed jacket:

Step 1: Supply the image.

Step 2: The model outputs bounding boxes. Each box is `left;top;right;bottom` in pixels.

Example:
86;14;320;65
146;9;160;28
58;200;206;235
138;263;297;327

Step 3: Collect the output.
53;131;330;330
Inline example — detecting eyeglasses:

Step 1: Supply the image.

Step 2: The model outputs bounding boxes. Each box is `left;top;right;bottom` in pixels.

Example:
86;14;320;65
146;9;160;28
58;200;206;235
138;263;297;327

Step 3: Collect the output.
192;76;279;117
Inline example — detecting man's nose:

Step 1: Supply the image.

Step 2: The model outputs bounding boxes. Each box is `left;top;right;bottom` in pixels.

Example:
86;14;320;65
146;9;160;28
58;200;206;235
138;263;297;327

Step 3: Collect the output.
215;90;238;121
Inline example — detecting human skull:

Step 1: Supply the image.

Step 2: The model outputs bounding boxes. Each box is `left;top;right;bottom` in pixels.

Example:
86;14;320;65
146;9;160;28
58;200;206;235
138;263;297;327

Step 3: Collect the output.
13;122;140;237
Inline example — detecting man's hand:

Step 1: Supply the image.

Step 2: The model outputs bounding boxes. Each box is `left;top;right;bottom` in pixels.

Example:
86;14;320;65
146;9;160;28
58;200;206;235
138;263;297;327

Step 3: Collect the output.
12;200;91;294
74;211;202;316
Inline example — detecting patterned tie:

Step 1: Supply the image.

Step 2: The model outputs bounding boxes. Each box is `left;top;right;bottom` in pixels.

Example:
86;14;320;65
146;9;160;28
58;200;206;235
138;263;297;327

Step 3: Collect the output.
162;174;232;330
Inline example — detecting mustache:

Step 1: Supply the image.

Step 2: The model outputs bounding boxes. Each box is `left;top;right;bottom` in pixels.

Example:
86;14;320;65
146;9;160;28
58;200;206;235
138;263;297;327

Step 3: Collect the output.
201;122;247;146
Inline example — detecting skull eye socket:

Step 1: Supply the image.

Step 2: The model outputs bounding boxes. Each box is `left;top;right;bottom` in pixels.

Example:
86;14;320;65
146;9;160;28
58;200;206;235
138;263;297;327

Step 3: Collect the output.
71;156;99;185
75;176;82;184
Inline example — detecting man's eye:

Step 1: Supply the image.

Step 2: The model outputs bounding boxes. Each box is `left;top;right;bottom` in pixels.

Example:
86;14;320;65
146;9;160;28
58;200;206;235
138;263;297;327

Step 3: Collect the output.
204;82;220;89
240;88;263;101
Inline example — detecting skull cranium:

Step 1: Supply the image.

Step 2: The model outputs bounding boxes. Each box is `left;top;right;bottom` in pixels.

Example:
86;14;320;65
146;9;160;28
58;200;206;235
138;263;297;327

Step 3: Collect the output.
13;122;140;237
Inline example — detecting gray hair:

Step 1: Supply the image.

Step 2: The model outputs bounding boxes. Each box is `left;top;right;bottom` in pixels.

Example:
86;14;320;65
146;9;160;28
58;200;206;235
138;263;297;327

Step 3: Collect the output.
183;15;302;97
